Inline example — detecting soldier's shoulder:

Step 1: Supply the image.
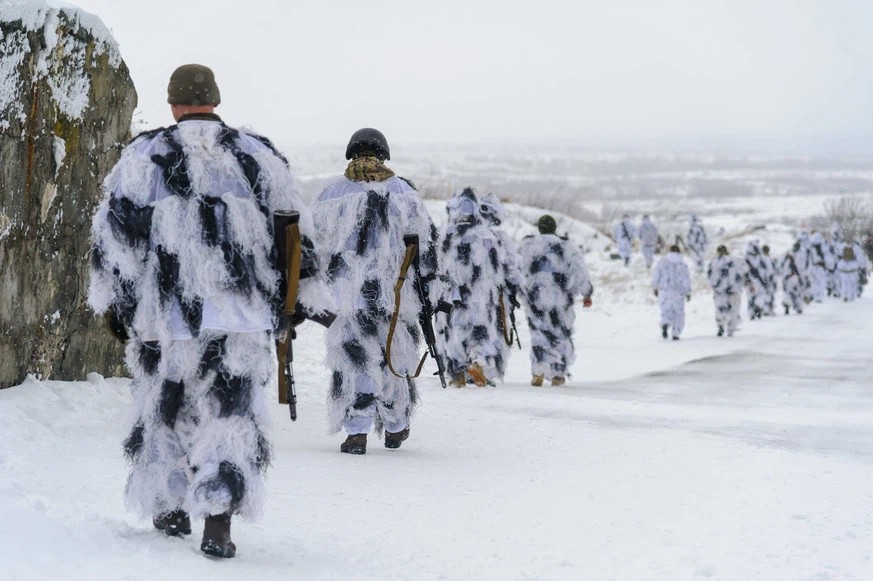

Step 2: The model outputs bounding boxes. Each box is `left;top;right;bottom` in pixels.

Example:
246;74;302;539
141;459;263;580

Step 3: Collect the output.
236;128;290;165
397;176;417;190
127;126;169;147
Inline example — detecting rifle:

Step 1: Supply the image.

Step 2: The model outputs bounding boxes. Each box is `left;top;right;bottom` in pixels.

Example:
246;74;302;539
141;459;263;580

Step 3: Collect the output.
509;302;522;349
273;211;302;421
498;288;523;350
385;234;449;388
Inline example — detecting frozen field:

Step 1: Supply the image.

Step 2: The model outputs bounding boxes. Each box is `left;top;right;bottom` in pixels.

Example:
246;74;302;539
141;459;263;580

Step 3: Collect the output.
1;194;871;580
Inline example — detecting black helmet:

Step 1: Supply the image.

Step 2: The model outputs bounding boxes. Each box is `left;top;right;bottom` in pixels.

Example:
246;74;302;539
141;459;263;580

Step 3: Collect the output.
345;128;390;161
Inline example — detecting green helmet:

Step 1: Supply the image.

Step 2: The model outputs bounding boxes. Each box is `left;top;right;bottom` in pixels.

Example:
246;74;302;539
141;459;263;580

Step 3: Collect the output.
167;64;221;106
538;215;557;234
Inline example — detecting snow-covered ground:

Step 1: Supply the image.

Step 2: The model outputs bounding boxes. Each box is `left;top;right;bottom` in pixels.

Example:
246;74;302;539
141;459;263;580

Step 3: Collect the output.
2;200;872;580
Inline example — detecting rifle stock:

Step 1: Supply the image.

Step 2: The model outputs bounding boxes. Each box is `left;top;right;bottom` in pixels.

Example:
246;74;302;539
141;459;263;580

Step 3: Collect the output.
273;211;301;421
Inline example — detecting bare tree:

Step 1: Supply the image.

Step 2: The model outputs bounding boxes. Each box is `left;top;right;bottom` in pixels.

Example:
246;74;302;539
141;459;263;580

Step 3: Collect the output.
815;195;873;242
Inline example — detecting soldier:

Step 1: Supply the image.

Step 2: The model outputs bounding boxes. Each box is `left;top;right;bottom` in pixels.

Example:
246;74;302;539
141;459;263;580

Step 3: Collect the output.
796;231;814;303
808;231;832;303
479;192;526;371
827;227;844;298
519;215;593;386
760;245;778;315
437;188;509;387
706;245;743;337
613;214;636;267
638;214;659;269
88;64;330;558
849;239;870;296
687;215;708;273
780;242;805;315
310;128;440;455
837;246;862;302
652;244;692;340
743;241;769;320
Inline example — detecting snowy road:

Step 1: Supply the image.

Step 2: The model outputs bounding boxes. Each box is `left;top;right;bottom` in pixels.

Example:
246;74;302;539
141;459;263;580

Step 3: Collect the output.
2;296;872;580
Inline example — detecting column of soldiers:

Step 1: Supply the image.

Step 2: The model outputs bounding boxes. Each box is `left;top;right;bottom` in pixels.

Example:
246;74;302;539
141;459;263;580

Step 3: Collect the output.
86;64;869;559
613;212;869;340
87;64;603;558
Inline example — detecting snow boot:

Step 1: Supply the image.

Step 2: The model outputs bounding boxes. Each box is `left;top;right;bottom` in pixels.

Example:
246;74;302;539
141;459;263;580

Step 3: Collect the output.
784;305;790;315
672;336;680;341
661;325;668;339
550;376;566;386
201;512;235;558
340;433;367;455
384;428;410;449
153;509;191;537
449;373;466;388
531;375;544;387
467;363;488;387
717;325;724;337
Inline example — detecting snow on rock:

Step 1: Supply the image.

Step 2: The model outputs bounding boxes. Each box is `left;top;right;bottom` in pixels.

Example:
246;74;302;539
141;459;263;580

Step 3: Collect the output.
0;0;120;126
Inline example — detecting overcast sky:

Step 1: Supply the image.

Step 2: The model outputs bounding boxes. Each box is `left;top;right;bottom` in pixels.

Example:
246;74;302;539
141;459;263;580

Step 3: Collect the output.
72;0;873;155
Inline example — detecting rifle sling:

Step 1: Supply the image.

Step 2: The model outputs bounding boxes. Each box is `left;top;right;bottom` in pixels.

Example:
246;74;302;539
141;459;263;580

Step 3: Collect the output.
386;242;428;380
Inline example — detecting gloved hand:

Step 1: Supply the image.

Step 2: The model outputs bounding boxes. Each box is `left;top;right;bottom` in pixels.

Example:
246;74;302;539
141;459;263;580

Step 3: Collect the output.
653;289;659;298
509;293;521;309
582;296;593;308
686;295;691;302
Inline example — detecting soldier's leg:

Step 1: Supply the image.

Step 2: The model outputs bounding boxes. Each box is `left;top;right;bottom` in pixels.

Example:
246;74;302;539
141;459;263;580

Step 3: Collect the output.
122;338;195;520
377;321;420;435
671;295;686;338
325;317;381;435
184;331;274;520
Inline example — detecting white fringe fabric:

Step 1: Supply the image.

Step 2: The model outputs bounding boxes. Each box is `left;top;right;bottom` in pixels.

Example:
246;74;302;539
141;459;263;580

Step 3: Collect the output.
123;330;274;520
436;188;513;382
707;254;744;333
519;233;592;378
88;118;328;521
311;176;440;434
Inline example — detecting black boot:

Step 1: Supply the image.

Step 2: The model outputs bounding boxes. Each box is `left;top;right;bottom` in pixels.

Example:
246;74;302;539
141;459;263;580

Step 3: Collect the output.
340;433;367;454
201;512;235;558
784;305;790;315
385;428;410;450
153;509;191;537
717;325;724;337
661;324;668;339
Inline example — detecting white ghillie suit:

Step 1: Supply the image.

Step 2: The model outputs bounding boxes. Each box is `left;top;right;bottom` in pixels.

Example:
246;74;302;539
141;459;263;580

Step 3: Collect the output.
759;250;778;315
743;242;770;319
827;228;844;297
652;251;692;338
638;216;659;268
88;117;329;521
613;217;636;266
850;241;869;296
687;216;708;272
436;188;509;383
797;232;814;302
837;256;861;301
519;233;593;379
706;254;743;336
479;193;526;369
807;232;833;302
311;172;439;436
779;247;805;314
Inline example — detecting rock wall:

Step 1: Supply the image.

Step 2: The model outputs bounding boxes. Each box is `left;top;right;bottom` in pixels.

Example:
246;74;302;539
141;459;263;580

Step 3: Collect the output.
0;2;137;388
